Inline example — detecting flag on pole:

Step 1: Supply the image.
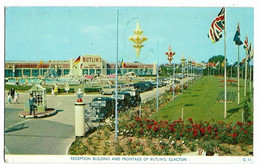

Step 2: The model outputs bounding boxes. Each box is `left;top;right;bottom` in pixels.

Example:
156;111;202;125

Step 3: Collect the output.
221;61;225;68
121;59;126;68
208;8;225;44
36;60;43;68
243;36;248;51
73;56;80;68
233;23;243;45
215;61;220;66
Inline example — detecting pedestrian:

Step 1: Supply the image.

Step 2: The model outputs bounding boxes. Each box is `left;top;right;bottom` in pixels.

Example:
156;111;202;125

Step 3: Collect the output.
54;84;58;96
14;91;19;104
10;88;15;100
65;82;70;93
29;93;36;115
51;86;55;95
6;92;12;104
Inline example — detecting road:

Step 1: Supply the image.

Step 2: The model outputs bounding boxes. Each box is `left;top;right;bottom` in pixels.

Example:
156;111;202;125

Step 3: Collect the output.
4;77;194;156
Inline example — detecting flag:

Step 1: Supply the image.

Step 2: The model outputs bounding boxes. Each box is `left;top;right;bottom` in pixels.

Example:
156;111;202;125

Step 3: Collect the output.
121;59;126;68
215;61;220;66
208;8;225;44
233;23;243;45
73;56;80;68
243;36;248;51
36;60;43;68
221;61;225;68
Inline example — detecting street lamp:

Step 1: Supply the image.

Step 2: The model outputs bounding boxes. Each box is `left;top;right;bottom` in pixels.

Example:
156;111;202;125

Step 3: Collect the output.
165;45;176;100
180;54;186;93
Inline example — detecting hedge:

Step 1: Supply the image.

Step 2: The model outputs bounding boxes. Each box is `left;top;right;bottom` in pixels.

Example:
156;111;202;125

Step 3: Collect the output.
84;87;101;93
5;85;32;91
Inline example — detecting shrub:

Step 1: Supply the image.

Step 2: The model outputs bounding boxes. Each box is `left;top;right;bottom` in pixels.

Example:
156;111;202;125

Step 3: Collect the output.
84;87;101;93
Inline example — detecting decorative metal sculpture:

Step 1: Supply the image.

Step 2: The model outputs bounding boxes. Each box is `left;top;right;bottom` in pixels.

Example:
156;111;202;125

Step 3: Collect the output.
165;45;175;64
129;21;147;58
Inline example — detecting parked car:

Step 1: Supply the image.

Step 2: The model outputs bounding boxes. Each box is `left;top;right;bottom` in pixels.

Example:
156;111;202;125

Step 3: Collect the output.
100;85;120;95
112;92;131;112
123;89;141;107
86;97;115;122
133;82;146;93
143;81;154;91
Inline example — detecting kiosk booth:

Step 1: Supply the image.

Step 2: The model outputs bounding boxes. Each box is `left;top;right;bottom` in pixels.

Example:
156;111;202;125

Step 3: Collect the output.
24;84;47;113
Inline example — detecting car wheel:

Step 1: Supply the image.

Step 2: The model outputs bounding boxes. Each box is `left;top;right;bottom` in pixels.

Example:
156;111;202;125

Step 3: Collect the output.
101;91;105;95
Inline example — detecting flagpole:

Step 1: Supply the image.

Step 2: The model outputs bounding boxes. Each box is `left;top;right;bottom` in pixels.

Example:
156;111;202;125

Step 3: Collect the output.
115;9;119;141
249;57;252;91
224;8;227;119
244;55;248;96
237;45;240;104
156;40;159;112
172;63;175;100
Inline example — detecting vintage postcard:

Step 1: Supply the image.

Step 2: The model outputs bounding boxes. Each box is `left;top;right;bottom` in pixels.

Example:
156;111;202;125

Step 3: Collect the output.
2;4;258;164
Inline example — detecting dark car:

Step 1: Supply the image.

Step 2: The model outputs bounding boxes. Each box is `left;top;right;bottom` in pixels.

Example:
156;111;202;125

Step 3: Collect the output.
143;81;153;91
123;89;141;107
112;92;131;112
86;97;115;121
133;82;146;93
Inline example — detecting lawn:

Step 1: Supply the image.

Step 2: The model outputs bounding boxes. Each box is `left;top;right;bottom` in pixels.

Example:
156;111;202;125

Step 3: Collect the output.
151;76;253;123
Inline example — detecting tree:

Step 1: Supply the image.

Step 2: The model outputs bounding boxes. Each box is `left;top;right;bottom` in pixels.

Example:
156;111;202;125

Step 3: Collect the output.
208;55;227;64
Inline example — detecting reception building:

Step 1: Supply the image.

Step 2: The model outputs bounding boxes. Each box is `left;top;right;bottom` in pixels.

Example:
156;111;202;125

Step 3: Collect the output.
5;55;156;78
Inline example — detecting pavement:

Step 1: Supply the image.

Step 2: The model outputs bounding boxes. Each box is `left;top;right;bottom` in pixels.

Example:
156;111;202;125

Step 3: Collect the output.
4;76;195;156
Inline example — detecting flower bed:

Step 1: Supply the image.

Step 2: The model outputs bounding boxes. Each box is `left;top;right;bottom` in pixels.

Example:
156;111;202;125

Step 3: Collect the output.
120;117;253;145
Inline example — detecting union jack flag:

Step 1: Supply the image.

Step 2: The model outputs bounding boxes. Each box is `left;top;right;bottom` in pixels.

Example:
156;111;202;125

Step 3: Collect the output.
243;36;248;51
208;8;225;44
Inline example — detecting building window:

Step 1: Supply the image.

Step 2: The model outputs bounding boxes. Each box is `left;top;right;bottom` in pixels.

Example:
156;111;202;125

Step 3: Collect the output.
83;69;88;75
15;69;22;77
32;69;39;77
5;70;12;77
23;69;31;77
64;69;70;75
90;69;95;75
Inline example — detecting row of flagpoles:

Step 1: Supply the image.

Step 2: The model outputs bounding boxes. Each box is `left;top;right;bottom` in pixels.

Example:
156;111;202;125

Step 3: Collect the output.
208;7;253;118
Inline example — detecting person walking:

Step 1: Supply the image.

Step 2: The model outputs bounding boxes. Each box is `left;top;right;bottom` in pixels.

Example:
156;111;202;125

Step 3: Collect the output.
6;92;12;104
51;86;55;95
14;91;19;104
29;93;36;116
10;88;15;100
54;84;58;96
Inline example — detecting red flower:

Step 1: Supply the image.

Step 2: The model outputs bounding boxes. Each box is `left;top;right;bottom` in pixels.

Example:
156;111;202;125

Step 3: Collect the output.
147;124;153;129
193;132;198;138
214;128;217;132
215;132;218;135
140;129;143;134
244;130;248;134
232;133;238;139
200;128;206;135
188;118;193;124
208;128;212;134
161;145;164;149
140;123;142;126
153;126;158;132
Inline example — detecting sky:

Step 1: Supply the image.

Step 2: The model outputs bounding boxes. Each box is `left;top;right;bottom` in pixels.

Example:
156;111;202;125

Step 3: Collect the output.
5;7;254;65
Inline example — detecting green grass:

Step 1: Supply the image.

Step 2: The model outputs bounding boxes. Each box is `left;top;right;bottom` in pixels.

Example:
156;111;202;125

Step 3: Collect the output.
151;76;253;123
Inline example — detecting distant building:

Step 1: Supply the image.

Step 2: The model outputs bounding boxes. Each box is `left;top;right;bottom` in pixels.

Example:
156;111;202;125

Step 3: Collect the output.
5;55;156;78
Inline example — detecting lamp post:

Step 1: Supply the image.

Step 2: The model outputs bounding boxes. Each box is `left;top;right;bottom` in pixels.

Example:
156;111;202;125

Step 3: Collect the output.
165;45;176;100
180;54;186;93
75;88;85;137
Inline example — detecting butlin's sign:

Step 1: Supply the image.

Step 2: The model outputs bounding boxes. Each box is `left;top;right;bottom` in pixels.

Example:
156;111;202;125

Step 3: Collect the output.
82;56;102;63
